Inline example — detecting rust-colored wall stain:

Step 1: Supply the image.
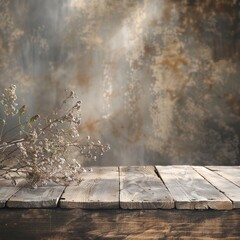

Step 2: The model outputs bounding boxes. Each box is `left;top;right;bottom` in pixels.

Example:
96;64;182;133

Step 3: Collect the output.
81;118;98;134
225;94;240;117
160;56;189;78
76;73;91;90
0;0;239;165
143;44;155;56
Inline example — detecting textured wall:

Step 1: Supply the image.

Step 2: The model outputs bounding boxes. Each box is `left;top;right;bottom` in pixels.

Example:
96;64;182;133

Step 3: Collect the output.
0;0;239;165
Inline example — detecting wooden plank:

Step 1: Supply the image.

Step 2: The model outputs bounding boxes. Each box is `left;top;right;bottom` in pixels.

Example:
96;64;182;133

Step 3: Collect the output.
206;166;240;170
7;185;65;208
193;166;240;208
0;187;21;208
0;178;26;208
156;166;232;210
120;166;174;209
0;209;240;240
206;166;240;187
60;167;119;209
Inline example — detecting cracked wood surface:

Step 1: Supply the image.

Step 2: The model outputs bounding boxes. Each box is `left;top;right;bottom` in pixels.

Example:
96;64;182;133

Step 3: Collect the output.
0;176;26;208
0;166;240;210
60;167;119;209
7;185;65;208
156;166;233;210
193;166;240;208
206;166;240;187
120;166;174;209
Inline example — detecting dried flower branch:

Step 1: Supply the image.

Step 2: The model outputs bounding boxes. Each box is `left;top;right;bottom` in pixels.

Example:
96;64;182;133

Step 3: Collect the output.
0;85;110;188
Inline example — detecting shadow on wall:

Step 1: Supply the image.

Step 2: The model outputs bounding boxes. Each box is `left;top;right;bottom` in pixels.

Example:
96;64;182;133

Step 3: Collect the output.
0;0;239;166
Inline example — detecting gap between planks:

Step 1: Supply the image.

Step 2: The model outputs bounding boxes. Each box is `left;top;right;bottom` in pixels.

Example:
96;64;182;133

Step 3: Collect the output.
0;177;26;208
119;166;174;209
206;166;240;188
60;167;119;209
1;166;239;210
193;166;240;208
156;166;233;210
7;184;65;208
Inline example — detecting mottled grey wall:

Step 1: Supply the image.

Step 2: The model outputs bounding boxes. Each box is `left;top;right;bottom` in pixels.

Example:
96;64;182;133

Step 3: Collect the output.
0;0;239;165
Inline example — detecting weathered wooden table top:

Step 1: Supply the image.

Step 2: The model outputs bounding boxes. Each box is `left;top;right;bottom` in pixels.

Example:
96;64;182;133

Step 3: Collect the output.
1;166;240;210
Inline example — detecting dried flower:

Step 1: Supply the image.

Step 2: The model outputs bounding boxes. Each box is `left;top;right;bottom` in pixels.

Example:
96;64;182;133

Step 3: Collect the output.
18;105;26;116
30;114;40;122
1;84;18;116
0;85;110;187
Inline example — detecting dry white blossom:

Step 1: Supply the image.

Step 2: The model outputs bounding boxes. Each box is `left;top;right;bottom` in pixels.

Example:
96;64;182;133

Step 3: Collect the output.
0;85;110;187
0;84;18;116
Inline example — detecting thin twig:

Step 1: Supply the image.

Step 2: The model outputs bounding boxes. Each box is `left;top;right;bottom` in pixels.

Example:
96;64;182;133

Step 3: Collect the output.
1;120;28;139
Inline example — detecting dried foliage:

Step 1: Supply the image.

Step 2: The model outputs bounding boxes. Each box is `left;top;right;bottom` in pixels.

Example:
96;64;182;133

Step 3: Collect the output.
0;85;110;187
0;0;239;166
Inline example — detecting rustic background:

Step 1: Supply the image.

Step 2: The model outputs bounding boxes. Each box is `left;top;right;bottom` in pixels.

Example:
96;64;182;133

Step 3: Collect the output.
0;0;239;165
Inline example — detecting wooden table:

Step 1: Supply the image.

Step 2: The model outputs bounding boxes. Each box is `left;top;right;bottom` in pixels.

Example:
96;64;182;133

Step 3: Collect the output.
0;166;240;239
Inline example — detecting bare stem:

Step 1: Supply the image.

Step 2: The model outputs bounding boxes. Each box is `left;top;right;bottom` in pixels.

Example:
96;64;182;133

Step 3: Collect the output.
0;138;25;150
0;117;6;140
1;120;28;139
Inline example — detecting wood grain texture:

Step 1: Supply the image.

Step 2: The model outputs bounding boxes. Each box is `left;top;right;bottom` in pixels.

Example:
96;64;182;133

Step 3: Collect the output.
120;166;174;209
156;166;232;210
0;178;26;208
0;209;239;240
7;185;65;208
1;166;239;211
60;167;119;209
193;166;240;208
0;187;21;208
206;166;240;187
